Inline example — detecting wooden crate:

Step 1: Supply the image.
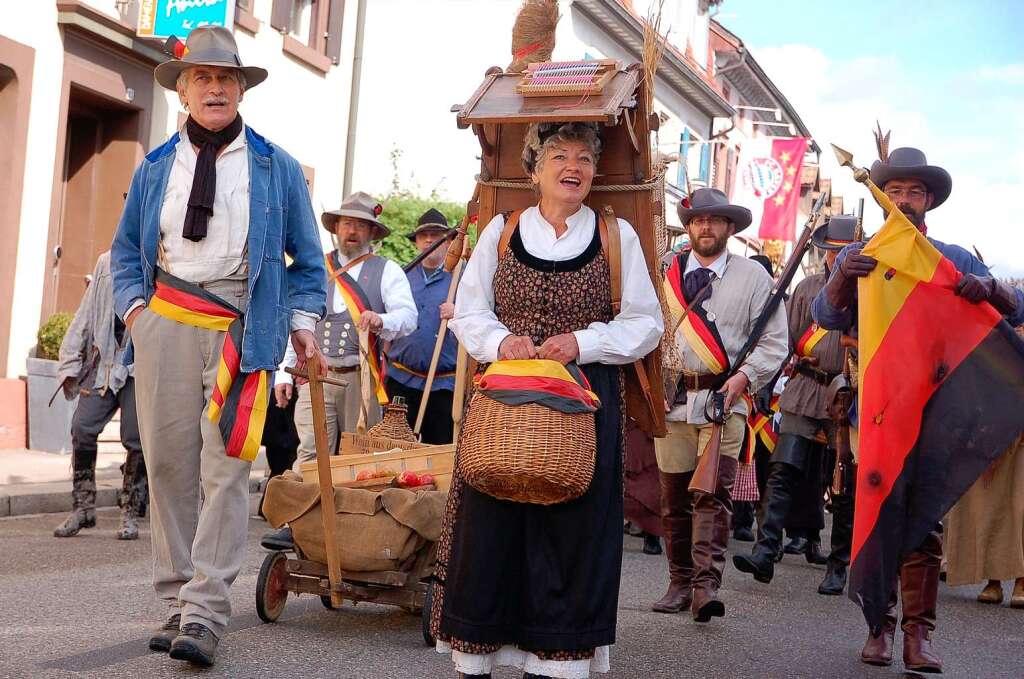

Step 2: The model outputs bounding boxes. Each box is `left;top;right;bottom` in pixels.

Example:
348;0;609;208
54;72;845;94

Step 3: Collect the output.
300;442;455;492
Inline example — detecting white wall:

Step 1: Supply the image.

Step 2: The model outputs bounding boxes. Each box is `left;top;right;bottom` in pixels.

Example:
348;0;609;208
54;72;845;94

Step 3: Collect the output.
2;0;358;377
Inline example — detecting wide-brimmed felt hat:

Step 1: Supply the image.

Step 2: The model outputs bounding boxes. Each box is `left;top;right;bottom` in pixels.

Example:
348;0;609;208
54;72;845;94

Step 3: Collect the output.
321;192;390;240
407;208;450;241
676;187;753;232
811;215;858;251
869;147;951;209
154;26;268;91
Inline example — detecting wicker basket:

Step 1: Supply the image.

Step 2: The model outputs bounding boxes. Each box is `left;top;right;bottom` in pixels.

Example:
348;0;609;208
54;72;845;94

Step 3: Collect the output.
367;397;418;442
457;392;596;505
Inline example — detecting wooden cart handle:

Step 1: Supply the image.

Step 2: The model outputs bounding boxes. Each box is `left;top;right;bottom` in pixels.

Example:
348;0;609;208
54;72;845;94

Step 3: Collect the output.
286;365;348;389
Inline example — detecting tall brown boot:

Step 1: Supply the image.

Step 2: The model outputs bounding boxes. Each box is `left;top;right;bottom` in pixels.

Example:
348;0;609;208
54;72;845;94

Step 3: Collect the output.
901;530;943;673
651;470;694;613
861;591;898;666
691;456;736;622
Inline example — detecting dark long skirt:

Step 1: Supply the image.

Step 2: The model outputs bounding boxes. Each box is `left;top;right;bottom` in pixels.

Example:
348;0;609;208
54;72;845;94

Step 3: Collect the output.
434;363;623;652
624;421;662;537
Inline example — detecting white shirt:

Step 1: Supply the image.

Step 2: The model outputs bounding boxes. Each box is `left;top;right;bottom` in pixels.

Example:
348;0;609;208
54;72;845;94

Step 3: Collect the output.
450;205;663;365
684;248;728;278
276;249;418;385
160;125;250;282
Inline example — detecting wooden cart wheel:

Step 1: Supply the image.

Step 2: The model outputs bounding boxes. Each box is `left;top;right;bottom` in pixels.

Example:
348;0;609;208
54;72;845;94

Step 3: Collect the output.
421;582;436;647
256;551;289;623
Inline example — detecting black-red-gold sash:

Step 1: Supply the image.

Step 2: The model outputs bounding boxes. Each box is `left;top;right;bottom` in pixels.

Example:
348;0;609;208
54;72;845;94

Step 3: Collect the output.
663;253;730;375
741;393;780;463
325;254;388;405
795;323;829;358
148;269;268;462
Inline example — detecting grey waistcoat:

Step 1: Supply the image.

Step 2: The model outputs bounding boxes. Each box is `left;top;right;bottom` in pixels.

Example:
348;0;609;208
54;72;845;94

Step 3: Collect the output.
319;252;387;366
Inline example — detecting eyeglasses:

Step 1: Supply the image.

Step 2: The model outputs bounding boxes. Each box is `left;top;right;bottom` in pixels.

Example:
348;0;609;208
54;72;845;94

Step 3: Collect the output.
884;188;928;201
689;216;729;227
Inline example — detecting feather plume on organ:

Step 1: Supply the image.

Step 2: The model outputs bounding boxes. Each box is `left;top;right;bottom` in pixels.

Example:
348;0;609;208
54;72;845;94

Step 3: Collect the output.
508;0;560;73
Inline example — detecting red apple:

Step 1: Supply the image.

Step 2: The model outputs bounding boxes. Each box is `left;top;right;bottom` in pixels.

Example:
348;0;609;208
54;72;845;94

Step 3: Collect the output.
397;471;421;488
355;470;373;481
420;474;435;487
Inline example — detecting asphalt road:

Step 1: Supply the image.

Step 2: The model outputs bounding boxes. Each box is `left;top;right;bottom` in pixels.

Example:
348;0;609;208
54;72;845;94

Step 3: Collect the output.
0;504;1020;679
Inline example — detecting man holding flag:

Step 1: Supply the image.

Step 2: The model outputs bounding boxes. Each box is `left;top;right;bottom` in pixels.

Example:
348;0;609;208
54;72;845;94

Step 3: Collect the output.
262;192;417;551
812;145;1024;673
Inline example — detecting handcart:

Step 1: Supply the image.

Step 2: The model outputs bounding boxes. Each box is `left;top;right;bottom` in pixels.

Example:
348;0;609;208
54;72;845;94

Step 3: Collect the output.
254;354;448;646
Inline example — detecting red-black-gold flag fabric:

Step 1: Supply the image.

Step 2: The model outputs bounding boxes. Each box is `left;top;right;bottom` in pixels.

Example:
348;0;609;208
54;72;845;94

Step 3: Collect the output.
147;269;269;462
477;359;600;414
325;254;389;405
849;183;1024;628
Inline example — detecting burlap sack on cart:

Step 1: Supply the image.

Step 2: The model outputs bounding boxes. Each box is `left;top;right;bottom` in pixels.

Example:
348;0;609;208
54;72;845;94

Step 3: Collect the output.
263;471;445;572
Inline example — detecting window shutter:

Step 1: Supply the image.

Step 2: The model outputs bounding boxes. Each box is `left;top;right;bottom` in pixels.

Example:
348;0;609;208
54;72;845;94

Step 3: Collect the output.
677;128;690;189
270;0;294;32
325;0;345;64
699;142;711;184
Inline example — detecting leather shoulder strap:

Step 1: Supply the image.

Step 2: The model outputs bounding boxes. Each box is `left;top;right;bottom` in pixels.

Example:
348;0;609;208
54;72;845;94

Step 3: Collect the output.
599;205;623;314
496;210;525;259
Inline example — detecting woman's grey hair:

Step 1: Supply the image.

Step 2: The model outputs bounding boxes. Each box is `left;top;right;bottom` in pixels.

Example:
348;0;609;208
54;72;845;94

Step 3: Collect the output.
521;122;602;175
175;67;247;95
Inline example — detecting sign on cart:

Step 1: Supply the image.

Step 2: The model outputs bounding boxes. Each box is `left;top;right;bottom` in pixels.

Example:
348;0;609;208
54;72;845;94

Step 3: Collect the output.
137;0;235;40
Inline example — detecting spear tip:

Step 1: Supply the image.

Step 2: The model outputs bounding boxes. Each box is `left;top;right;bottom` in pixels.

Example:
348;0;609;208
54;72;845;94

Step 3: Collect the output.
831;143;854;168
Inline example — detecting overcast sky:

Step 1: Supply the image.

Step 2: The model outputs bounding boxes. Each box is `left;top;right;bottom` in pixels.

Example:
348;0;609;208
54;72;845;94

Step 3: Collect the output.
717;0;1024;276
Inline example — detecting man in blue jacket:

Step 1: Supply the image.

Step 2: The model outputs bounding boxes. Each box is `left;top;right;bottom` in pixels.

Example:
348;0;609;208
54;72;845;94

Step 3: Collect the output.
110;27;326;668
385;208;458;444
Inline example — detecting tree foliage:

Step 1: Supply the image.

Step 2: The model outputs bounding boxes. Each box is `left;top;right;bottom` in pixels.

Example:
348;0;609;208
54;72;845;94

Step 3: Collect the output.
375;191;466;266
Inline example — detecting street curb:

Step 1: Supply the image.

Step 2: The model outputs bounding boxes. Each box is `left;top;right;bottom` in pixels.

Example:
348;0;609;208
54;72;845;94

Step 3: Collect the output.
0;475;265;518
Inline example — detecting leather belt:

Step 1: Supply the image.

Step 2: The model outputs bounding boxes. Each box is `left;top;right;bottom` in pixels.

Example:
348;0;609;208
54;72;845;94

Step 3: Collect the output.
793;362;836;386
678;372;728;392
327;365;358;375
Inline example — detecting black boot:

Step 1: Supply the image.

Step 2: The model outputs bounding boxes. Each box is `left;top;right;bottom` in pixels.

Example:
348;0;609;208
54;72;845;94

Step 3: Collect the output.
732;501;755;541
819;490;854;595
805;539;828;565
642;533;662;555
733;450;806;584
784;535;808;555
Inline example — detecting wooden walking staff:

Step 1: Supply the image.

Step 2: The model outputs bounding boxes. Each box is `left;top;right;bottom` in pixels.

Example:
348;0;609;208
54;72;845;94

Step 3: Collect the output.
413;224;472;437
357;327;372;434
286;354;347;608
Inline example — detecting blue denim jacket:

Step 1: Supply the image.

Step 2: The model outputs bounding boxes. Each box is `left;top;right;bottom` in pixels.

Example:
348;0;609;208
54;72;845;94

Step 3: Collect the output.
110;126;327;373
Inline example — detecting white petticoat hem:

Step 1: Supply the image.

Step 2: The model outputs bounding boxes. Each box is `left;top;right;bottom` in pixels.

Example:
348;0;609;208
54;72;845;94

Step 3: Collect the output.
436;641;611;678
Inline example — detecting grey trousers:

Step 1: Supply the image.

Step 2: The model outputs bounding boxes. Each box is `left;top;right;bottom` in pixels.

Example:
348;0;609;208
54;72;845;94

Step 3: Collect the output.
131;278;251;637
292;369;381;471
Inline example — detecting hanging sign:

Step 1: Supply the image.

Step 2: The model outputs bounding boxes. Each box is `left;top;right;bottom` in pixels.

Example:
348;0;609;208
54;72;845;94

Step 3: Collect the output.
138;0;235;40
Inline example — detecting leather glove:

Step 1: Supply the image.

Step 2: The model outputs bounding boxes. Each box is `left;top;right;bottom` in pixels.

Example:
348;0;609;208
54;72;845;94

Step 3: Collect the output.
956;274;1020;316
825;246;876;310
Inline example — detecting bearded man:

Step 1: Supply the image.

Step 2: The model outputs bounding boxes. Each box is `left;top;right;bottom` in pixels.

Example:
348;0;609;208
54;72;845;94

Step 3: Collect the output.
812;146;1024;673
651;188;788;622
111;27;327;667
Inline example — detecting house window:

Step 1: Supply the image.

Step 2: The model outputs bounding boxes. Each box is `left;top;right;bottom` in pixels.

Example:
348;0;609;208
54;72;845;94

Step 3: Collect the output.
235;0;260;33
271;0;345;73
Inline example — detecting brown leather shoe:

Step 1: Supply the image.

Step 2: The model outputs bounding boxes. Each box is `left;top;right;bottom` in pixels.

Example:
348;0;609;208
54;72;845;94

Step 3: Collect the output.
651;582;692;613
977;580;1003;605
1012;578;1024;609
691;586;724;623
861;625;895;666
903;623;942;673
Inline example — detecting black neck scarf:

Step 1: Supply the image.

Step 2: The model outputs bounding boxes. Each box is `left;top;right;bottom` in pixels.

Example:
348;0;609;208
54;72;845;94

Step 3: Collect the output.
182;114;244;242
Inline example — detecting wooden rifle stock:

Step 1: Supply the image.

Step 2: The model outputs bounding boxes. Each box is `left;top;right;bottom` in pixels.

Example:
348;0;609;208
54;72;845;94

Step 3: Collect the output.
688;391;725;495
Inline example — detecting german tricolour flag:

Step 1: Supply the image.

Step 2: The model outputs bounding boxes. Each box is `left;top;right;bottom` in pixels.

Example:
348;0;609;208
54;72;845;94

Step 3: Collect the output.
740;393;779;463
849;182;1024;628
663;252;729;375
325;255;388;405
148;269;269;462
477;359;600;414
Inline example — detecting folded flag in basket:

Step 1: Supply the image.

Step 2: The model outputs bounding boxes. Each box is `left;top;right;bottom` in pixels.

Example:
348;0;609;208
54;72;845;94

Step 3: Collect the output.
477;359;601;414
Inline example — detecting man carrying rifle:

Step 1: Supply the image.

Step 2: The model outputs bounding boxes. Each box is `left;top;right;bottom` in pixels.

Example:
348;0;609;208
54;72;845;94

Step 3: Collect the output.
733;215;856;587
651;188;788;622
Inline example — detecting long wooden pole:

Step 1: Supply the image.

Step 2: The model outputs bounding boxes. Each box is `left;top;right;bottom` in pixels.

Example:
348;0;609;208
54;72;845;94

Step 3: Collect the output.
357;327;371;433
413;257;466;436
306;354;344;607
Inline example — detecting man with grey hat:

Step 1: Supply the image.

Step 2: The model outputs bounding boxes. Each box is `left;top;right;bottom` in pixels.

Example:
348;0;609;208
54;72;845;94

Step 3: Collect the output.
652;188;788;623
261;192;416;550
384;208;459;445
734;215;856;594
812;146;1024;673
111;26;327;667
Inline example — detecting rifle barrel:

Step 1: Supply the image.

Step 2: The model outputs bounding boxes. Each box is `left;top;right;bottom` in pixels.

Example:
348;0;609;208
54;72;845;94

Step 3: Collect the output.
402;227;459;272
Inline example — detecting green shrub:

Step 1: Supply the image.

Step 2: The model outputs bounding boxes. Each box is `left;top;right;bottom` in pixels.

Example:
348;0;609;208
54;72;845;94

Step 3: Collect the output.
375;191;466;265
36;312;73;360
